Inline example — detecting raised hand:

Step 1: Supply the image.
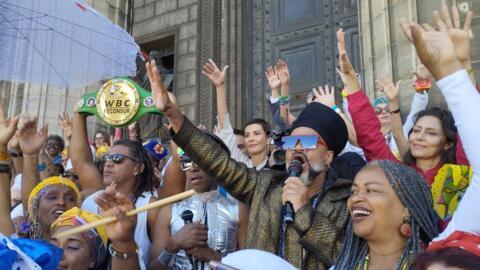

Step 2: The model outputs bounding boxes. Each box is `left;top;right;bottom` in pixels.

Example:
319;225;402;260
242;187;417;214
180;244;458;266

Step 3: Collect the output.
202;59;229;87
409;11;462;80
265;66;281;90
411;64;432;81
7;134;21;153
312;85;336;107
376;78;401;101
58;112;73;141
275;59;290;85
337;29;361;93
0;104;19;148
95;183;136;244
441;4;473;64
16;116;48;156
146;60;173;113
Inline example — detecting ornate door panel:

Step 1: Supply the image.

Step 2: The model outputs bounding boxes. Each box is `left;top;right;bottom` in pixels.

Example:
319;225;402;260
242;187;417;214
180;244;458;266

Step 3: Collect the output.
243;0;359;122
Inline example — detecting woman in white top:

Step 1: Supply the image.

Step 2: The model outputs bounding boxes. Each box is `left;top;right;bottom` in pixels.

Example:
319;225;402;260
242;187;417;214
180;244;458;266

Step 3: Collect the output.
203;59;270;170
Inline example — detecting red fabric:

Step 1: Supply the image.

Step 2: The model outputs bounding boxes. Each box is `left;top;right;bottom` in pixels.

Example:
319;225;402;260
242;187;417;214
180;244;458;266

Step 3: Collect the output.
411;162;444;186
347;90;399;163
428;231;480;257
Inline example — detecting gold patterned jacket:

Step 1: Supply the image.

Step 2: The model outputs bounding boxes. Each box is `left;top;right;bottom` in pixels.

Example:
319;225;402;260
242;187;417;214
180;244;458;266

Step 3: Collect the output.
173;117;352;270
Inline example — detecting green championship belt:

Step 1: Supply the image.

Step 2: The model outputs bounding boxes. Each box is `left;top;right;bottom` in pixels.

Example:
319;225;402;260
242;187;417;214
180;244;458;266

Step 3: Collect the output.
77;77;162;127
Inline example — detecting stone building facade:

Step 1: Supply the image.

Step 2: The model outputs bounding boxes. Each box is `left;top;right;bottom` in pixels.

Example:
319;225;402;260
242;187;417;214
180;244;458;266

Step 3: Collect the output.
1;0;478;137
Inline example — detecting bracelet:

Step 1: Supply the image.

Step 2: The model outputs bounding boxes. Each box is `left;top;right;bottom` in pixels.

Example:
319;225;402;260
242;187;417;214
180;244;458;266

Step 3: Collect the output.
414;79;431;93
389;108;400;114
279;95;291;105
331;105;341;114
8;151;22;158
157;249;175;266
341;89;349;97
0;164;10;174
108;243;138;260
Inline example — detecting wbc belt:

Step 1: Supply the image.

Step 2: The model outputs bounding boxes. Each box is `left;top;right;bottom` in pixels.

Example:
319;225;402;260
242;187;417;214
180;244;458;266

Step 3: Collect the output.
77;77;162;127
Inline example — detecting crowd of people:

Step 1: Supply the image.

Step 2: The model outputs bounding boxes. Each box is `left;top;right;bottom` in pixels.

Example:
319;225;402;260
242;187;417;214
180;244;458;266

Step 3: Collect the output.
0;4;479;270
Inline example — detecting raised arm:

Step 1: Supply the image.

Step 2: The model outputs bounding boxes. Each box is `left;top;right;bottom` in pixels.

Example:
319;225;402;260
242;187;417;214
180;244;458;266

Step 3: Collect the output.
202;59;229;129
403;65;431;138
276;60;296;125
337;29;398;162
16;117;47;214
158;139;186;198
312;85;359;146
147;60;260;205
70;111;103;190
0;104;18;235
58;112;73;159
266;65;289;129
376;78;409;158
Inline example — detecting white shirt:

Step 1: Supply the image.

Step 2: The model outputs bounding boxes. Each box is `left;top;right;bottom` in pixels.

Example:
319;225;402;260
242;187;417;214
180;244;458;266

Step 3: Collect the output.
433;70;480;241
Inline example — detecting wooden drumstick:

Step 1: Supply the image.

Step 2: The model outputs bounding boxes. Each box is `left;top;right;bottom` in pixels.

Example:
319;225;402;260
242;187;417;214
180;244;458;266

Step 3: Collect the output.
56;189;196;239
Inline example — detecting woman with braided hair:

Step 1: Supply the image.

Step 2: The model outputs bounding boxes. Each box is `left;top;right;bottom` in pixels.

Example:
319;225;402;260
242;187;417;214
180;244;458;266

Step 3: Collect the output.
334;160;439;269
28;176;82;240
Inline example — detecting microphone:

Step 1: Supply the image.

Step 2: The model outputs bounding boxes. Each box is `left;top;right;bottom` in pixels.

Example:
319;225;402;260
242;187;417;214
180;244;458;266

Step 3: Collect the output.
181;210;196;270
181;210;194;224
283;159;303;225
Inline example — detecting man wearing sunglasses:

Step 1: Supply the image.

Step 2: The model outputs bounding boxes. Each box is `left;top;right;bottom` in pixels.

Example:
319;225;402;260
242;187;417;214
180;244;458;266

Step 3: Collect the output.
147;61;352;270
149;134;248;270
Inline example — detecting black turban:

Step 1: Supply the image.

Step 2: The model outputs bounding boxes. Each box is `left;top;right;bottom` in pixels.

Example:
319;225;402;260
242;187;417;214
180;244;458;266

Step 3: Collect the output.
290;102;348;156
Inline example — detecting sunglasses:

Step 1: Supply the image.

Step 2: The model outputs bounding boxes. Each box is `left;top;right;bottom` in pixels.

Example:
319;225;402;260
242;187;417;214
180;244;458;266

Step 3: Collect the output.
374;106;390;115
62;172;79;181
180;156;199;171
103;153;139;164
281;135;327;150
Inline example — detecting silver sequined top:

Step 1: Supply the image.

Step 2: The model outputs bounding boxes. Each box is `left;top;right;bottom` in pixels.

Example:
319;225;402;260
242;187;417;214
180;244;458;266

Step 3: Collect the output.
169;189;239;270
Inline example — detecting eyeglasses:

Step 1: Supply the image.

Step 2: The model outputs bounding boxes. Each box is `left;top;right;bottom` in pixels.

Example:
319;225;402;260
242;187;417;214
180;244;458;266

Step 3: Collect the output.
180;156;199;171
281;135;327;150
62;172;79;181
103;153;139;164
374;106;390;115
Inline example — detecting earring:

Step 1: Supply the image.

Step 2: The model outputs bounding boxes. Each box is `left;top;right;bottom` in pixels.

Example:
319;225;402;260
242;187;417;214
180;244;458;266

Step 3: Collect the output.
400;216;411;238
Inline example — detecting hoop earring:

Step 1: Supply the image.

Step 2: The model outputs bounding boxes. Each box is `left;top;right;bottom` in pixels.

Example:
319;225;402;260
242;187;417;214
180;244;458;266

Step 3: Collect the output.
400;216;411;238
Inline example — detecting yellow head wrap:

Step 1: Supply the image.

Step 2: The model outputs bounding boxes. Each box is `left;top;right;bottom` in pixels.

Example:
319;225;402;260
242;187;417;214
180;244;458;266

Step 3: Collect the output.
51;207;108;267
28;176;82;219
51;207;108;246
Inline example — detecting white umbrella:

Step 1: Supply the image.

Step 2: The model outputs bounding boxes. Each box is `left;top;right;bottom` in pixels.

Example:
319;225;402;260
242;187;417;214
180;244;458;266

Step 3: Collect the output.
0;0;140;89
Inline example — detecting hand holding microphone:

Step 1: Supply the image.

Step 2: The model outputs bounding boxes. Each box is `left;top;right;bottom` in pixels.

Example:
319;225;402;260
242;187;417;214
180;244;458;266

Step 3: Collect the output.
282;160;310;224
